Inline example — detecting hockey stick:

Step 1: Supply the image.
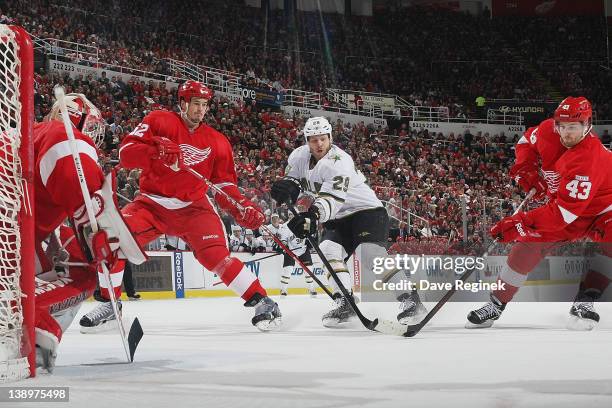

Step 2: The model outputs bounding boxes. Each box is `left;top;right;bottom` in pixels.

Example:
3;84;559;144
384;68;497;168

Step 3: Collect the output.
403;189;535;337
181;166;335;299
287;206;407;336
54;86;142;362
244;252;283;264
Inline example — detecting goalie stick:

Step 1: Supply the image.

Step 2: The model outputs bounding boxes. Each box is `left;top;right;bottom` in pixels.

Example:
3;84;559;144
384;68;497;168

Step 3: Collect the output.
403;189;535;337
54;86;142;362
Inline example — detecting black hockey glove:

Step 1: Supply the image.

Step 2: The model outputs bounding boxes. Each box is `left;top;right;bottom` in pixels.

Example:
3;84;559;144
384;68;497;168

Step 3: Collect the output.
287;207;319;239
271;178;301;206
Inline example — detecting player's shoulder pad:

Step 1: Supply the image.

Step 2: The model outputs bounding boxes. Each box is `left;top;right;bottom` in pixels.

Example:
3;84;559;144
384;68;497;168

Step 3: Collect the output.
287;145;310;164
43;120;97;148
519;126;538;145
145;109;176;124
538;118;556;136
321;145;354;170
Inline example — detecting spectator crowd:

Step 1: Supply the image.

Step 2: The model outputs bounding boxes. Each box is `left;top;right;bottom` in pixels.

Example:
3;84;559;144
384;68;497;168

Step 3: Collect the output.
2;0;609;256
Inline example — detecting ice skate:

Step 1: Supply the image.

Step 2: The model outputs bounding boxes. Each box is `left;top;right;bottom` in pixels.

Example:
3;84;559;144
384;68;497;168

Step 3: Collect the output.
465;294;505;328
322;293;356;327
80;300;122;334
567;292;600;331
397;290;427;325
249;295;282;331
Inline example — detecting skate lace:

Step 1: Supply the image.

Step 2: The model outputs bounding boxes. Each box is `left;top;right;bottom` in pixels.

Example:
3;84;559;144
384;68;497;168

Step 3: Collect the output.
399;295;416;311
474;302;499;320
575;301;595;313
85;302;114;321
255;297;274;314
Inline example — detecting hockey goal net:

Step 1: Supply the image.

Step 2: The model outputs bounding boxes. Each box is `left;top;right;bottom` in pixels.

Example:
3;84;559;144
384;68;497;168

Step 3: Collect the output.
0;24;35;381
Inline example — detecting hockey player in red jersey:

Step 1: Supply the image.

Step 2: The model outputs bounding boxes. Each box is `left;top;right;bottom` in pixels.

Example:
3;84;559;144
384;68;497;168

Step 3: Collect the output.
466;97;612;330
80;80;281;332
33;93;146;372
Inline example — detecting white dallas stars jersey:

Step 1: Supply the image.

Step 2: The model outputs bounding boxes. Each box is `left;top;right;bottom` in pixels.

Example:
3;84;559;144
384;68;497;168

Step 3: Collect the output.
229;234;246;252
285;144;382;222
260;223;281;239
278;223;307;256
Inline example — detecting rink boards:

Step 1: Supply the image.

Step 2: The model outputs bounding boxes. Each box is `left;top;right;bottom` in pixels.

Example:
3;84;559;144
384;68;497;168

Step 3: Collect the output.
124;251;594;302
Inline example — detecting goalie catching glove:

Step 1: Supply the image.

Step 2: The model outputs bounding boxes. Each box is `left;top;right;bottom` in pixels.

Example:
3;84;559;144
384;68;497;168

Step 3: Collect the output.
73;172;147;266
271;178;301;206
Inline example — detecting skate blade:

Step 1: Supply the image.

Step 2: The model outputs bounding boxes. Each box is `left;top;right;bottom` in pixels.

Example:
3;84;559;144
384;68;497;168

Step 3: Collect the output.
322;317;342;328
322;315;355;328
566;315;597;331
80;316;130;334
255;317;282;332
464;319;494;329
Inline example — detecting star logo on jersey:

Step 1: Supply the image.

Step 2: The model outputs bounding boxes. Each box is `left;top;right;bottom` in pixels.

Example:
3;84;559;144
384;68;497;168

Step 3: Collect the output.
179;144;211;166
330;154;342;163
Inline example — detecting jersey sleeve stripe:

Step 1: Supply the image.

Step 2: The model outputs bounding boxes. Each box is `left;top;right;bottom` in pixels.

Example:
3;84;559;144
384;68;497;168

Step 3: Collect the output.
318;192;346;203
40;140;99;186
557;204;579;224
212;182;236;196
517;136;529;145
118;142;134;155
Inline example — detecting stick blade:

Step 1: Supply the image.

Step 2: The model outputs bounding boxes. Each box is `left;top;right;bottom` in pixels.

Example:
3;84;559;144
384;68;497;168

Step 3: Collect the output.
403;324;422;337
369;318;408;336
128;318;144;362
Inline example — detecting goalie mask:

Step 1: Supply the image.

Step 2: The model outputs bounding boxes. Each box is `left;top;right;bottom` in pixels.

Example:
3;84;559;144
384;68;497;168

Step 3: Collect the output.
49;93;106;148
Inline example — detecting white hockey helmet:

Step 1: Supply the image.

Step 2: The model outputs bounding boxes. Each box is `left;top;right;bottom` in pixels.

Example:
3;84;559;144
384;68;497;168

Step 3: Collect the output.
303;116;332;143
245;229;253;236
231;224;242;233
49;93;106;148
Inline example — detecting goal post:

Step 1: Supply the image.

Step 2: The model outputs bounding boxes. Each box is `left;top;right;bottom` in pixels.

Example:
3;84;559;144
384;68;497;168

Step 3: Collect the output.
0;24;35;381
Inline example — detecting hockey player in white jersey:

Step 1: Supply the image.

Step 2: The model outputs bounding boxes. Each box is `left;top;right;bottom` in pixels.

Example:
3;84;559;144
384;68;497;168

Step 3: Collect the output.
271;117;426;327
229;224;245;252
246;229;267;253
259;229;277;252
261;213;282;238
277;217;317;296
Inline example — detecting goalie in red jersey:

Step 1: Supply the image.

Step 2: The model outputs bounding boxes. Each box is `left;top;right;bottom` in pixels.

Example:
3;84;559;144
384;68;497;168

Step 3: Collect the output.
31;93;146;372
466;97;612;330
79;80;281;332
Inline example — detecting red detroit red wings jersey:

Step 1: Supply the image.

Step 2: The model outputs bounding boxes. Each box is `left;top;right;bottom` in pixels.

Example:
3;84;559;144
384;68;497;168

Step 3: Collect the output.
33;121;103;244
525;132;612;232
119;111;237;208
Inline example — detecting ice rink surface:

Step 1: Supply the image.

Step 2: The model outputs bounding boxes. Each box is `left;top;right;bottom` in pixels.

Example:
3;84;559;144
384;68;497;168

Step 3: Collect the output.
22;295;612;408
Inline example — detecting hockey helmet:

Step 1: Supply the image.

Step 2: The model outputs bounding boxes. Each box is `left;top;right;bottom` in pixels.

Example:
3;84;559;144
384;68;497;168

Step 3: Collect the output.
303;116;332;142
554;96;592;136
178;80;213;104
